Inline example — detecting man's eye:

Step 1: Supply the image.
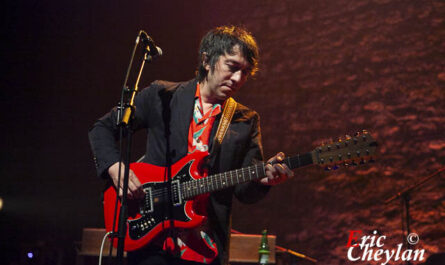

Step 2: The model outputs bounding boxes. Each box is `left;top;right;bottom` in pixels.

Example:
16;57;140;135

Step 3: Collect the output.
227;64;238;72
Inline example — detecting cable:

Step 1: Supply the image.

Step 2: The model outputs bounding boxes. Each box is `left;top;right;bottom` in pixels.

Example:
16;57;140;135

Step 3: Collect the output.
99;231;114;265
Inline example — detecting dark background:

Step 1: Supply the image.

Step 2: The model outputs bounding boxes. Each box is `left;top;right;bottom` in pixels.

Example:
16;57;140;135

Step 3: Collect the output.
1;0;444;264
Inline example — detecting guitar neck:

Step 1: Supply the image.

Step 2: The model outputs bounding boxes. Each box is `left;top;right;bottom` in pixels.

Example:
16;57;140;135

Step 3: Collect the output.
182;152;314;199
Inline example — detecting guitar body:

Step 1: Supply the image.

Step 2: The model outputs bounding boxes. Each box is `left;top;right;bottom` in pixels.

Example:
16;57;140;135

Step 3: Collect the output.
103;151;209;251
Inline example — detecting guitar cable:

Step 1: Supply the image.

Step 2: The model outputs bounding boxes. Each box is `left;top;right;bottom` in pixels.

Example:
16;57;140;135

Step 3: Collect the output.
99;231;114;265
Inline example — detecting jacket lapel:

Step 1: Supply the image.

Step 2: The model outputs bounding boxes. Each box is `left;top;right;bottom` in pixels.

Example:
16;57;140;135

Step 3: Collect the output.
174;79;197;152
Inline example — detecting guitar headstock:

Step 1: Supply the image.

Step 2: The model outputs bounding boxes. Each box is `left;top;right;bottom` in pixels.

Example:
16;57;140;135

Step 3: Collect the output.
311;130;378;170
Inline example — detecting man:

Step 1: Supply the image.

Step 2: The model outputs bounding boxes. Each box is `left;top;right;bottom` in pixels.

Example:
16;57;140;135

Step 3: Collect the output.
89;26;293;265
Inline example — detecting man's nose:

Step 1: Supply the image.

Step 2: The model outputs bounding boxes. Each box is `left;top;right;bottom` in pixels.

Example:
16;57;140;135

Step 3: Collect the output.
231;70;243;83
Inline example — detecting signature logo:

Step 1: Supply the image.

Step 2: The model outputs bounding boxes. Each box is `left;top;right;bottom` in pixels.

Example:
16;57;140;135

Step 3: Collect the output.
346;230;425;265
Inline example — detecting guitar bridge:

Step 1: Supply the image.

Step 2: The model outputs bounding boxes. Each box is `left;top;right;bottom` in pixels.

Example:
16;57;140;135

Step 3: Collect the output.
171;180;182;206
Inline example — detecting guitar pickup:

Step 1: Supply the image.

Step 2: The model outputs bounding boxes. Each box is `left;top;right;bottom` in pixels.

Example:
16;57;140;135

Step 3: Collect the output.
171;180;183;206
140;187;154;214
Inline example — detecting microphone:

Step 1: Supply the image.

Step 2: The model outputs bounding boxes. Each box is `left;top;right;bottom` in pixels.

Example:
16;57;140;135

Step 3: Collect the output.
138;30;163;59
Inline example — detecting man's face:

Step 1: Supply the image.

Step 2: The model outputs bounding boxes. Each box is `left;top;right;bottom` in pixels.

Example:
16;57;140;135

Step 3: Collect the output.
204;45;252;102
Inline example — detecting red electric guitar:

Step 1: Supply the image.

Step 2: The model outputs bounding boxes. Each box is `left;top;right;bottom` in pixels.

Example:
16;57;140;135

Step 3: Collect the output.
103;131;377;251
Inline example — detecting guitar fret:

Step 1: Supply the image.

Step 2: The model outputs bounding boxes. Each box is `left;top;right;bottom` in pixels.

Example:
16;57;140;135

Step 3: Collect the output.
286;156;292;169
240;168;244;182
199;178;203;194
235;170;238;183
187;182;192;197
183;183;187;198
222;172;227;188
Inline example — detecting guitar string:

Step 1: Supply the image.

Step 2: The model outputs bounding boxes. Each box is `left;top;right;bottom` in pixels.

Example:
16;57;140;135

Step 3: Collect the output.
144;164;266;198
142;155;302;198
140;154;306;199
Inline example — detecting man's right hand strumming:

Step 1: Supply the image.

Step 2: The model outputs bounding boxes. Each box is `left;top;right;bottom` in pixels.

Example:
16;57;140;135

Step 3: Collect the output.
108;162;145;199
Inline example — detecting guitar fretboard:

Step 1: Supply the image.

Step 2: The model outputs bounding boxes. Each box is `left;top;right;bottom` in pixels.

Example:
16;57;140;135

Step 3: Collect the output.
181;152;313;199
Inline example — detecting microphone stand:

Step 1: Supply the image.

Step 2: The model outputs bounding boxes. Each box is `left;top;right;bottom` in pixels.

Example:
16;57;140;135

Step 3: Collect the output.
384;167;445;265
112;31;158;265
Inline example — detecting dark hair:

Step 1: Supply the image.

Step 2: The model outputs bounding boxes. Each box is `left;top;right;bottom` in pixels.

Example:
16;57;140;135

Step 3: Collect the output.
197;25;259;82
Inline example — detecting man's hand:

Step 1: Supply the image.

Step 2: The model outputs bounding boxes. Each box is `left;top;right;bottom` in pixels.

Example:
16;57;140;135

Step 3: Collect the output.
259;152;294;185
108;162;145;199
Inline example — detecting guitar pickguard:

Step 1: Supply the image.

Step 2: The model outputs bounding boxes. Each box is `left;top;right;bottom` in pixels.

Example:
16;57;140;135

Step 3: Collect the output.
127;160;195;240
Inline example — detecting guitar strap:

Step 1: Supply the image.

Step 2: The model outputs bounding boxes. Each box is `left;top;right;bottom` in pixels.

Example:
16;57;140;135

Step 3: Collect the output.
215;97;237;145
207;97;237;169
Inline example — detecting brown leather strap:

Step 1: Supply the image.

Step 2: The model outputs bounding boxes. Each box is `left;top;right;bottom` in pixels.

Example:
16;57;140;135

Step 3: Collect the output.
214;97;237;144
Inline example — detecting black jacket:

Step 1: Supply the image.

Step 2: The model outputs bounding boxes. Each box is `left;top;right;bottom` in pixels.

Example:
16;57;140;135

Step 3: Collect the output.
88;79;270;263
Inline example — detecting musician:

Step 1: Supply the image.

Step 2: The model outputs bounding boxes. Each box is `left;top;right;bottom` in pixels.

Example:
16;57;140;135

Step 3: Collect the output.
89;25;293;265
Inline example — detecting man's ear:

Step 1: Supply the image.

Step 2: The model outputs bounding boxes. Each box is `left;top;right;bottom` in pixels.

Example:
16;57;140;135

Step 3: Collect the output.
202;52;210;71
